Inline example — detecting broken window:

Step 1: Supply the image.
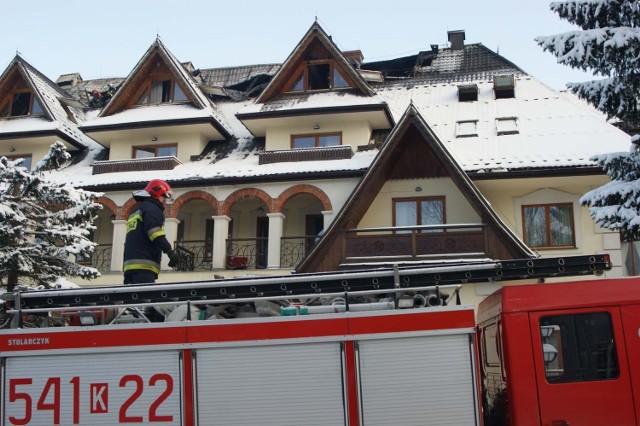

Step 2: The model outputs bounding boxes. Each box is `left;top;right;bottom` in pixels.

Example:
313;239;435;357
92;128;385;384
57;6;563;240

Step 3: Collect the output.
135;79;187;105
285;60;351;93
0;91;44;118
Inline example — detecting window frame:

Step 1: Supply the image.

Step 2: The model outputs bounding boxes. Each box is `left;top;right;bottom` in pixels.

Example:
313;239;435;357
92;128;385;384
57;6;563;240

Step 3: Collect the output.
290;132;342;149
392;196;446;232
521;202;576;249
5;153;33;170
131;143;178;159
284;59;351;93
132;78;189;106
0;90;44;118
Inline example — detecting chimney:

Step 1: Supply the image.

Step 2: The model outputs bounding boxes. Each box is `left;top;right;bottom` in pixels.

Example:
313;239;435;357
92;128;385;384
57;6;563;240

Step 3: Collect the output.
447;30;466;50
56;73;83;89
343;50;364;68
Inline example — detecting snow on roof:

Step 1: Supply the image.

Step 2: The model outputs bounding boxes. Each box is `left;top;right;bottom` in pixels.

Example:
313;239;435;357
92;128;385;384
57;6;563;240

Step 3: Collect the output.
238;90;388;115
376;75;630;171
81;103;214;128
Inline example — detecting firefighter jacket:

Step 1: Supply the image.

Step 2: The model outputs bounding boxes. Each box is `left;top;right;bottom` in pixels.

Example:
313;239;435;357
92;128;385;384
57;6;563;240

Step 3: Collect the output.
123;198;172;275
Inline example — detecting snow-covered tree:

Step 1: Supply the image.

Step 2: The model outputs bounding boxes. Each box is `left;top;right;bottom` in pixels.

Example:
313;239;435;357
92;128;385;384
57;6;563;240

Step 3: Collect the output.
536;1;640;239
0;142;102;291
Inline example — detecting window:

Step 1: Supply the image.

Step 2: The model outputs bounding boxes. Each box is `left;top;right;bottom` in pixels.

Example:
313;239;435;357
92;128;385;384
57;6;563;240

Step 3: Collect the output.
5;154;32;171
540;312;619;383
393;197;445;232
456;120;478;138
291;132;341;149
132;144;177;159
135;79;188;105
285;60;351;93
496;117;519;135
494;75;515;99
522;203;575;249
458;84;478;102
0;91;44;118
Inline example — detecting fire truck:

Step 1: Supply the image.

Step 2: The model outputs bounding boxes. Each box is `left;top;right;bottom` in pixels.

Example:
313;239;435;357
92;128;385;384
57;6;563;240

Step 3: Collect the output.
0;254;630;425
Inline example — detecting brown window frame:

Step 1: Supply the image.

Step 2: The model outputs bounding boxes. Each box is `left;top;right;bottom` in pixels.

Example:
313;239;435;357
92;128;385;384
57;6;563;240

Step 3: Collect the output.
132;143;178;159
0;90;44;118
392;196;446;232
5;153;33;170
290;132;342;149
521;202;576;249
132;78;188;107
284;59;351;93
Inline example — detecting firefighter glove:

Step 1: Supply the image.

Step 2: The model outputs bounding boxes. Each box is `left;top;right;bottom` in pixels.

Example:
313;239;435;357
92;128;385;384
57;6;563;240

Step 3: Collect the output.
167;250;180;268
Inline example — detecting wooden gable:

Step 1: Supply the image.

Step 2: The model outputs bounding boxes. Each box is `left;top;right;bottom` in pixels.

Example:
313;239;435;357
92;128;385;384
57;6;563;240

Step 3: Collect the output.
0;58;53;121
100;42;202;117
297;105;535;273
257;22;374;103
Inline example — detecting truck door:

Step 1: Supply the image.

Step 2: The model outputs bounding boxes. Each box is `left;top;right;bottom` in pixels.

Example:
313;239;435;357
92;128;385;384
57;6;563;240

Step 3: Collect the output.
529;307;636;426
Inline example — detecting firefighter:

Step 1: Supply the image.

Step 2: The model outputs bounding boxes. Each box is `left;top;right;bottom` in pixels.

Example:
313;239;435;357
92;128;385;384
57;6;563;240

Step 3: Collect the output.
123;179;180;285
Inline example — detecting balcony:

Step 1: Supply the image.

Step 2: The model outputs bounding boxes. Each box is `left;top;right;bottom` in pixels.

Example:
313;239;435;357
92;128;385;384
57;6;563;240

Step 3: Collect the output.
226;237;268;269
341;224;487;265
258;145;353;165
92;156;182;175
174;240;212;271
77;244;112;273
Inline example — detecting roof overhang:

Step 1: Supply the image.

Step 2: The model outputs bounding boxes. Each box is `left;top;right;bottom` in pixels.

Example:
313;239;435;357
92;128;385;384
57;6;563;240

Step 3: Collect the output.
0;129;89;151
236;104;394;137
80;117;230;147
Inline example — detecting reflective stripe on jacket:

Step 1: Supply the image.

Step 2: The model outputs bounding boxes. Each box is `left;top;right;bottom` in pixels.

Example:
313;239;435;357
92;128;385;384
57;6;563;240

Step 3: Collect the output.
123;198;171;276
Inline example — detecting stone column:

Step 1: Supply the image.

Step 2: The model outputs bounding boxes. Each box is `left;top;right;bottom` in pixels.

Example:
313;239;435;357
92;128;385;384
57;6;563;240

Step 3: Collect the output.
110;219;127;272
212;215;231;270
267;213;285;269
162;218;180;270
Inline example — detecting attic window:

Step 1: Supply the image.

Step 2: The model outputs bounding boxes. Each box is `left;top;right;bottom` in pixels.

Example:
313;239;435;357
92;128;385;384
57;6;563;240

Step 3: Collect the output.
0;91;44;118
135;79;188;105
494;75;515;99
286;60;351;93
458;84;478;102
456;120;478;138
5;154;32;171
496;117;519;135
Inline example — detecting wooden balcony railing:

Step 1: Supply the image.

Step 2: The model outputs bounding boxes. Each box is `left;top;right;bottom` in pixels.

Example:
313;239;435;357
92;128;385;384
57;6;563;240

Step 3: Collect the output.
342;224;487;263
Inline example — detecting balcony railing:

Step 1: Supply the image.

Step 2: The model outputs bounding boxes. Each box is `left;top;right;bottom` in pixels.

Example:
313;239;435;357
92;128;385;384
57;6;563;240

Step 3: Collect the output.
226;238;268;269
77;244;112;273
280;236;318;268
342;224;487;263
174;240;212;271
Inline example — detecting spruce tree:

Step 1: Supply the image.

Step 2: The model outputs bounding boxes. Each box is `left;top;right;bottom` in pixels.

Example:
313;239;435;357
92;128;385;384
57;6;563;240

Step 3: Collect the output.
536;1;640;240
0;142;102;291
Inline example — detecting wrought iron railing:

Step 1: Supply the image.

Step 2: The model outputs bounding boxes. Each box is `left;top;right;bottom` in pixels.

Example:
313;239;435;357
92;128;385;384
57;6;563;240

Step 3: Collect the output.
77;244;112;273
226;238;268;269
280;236;318;268
174;240;212;271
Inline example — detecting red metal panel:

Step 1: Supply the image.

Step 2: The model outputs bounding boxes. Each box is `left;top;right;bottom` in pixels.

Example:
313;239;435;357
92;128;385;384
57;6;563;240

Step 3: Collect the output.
502;312;541;426
182;349;195;426
621;305;640;424
347;309;475;335
343;341;360;426
0;326;188;352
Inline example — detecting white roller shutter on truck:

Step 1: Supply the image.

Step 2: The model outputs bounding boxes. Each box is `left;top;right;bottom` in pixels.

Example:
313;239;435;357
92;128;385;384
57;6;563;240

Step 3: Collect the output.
358;334;479;426
196;342;345;425
4;350;182;425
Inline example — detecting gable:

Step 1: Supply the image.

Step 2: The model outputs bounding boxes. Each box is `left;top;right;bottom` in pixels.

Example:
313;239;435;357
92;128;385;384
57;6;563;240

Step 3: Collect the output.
0;65;49;120
257;22;374;103
100;44;203;117
297;106;535;273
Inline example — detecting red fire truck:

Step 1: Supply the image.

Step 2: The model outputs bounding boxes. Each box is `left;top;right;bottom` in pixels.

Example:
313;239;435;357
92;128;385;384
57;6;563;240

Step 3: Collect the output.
0;254;629;425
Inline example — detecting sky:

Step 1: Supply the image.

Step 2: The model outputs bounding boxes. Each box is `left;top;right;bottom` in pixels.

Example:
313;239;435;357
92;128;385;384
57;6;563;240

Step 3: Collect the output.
0;0;595;90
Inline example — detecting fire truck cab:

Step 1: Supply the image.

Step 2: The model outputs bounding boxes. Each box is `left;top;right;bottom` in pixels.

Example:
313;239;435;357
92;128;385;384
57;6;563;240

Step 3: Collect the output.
477;278;640;426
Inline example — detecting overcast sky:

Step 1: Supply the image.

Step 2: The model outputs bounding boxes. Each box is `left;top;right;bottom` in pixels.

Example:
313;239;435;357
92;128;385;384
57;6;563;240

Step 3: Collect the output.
1;0;594;90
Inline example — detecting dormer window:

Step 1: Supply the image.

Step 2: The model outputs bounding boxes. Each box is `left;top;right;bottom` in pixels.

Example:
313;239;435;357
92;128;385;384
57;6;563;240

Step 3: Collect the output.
135;79;188;105
494;75;515;99
291;132;341;149
0;91;44;118
458;84;478;102
286;60;350;93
